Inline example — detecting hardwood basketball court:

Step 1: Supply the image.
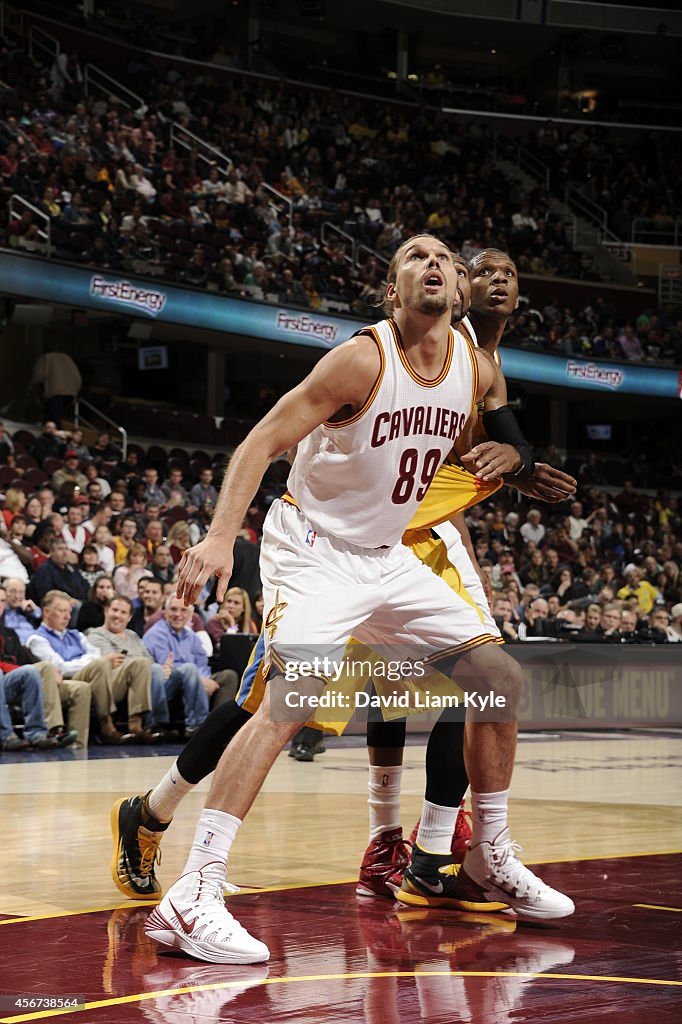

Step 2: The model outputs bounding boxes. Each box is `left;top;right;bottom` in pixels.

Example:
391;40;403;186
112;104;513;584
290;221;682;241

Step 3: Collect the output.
0;731;680;1023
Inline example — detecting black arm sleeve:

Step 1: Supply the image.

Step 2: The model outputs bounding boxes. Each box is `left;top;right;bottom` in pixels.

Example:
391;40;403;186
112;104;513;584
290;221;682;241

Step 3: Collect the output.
482;405;535;481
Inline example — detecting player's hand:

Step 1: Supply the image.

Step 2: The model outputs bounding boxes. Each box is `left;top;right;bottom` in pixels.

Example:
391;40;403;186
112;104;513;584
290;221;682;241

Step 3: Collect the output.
461;441;520;481
514;463;576;503
176;534;234;607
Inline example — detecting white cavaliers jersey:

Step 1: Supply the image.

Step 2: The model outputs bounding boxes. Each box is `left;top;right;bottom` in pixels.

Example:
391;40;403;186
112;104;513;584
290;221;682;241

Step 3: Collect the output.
287;318;478;549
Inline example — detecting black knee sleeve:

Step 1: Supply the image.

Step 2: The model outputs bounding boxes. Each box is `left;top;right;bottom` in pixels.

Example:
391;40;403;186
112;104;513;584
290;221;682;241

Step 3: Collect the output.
366;719;407;749
425;713;468;807
177;700;252;785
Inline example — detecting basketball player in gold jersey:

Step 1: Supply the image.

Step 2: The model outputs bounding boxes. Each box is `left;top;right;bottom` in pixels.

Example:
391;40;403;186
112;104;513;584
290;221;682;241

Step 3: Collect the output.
358;248;577;908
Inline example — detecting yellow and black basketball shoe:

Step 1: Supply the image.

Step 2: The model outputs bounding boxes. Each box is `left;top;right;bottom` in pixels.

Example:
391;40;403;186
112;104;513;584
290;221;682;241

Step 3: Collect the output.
397;843;507;912
111;791;170;900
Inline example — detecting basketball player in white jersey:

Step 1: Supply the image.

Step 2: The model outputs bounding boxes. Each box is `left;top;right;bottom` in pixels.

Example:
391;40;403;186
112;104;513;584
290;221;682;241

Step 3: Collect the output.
145;234;574;965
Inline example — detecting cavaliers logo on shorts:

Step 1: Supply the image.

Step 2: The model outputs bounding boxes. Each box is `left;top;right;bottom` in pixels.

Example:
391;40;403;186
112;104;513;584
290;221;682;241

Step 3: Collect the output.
265;588;288;641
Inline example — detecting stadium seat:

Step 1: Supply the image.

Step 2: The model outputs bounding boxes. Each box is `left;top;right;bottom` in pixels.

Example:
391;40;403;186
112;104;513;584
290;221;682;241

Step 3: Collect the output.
9;479;33;495
13;430;36;448
24;468;48;487
190;450;211;465
42;457;64;475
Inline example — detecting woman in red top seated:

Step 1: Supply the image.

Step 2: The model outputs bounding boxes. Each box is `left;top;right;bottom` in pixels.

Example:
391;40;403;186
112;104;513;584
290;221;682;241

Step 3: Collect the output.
206;587;257;651
167;520;191;565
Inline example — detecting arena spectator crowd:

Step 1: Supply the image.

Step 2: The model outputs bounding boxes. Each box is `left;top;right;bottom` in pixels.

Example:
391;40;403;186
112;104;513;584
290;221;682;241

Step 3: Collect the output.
0;421;265;752
1;41;680;365
0;416;680;751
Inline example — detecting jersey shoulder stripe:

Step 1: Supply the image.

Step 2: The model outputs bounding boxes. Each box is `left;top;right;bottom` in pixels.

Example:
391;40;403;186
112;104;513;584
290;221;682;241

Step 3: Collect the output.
323;326;386;429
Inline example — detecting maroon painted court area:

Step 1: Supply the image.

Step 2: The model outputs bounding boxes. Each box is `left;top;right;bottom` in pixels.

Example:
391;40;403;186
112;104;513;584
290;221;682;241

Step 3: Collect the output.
0;854;680;1024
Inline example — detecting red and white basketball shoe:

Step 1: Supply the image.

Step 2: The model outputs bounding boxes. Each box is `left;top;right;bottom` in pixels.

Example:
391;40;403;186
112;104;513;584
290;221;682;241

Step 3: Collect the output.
356;827;411;898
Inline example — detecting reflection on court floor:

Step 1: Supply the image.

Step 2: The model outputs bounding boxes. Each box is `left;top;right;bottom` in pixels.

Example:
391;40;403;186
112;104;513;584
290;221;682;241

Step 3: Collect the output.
0;854;680;1024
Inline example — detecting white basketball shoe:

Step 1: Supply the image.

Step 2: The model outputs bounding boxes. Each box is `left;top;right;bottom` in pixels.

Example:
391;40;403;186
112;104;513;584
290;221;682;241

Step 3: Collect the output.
145;862;270;964
455;828;575;920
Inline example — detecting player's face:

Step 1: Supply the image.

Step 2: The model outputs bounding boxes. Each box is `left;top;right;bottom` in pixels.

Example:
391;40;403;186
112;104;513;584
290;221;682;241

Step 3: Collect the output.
469;254;519;318
391;238;458;317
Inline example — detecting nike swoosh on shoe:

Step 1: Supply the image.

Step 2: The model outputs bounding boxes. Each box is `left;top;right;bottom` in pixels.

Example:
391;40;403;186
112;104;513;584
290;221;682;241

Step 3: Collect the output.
169;900;196;935
413;875;444;895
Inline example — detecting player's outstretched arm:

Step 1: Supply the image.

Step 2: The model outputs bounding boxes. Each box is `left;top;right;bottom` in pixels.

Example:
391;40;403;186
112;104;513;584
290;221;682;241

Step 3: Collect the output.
469;353;576;498
175;336;382;606
513;463;577;502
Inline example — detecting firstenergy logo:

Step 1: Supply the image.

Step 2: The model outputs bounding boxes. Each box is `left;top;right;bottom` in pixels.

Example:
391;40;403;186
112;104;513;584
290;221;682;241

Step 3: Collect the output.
276;310;339;344
90;276;167;316
566;362;624;390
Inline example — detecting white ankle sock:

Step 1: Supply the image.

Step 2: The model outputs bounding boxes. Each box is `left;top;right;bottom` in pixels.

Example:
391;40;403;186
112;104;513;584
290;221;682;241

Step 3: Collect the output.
470;789;509;846
415;799;458;854
368;765;402;841
183;808;241;876
146;761;195;823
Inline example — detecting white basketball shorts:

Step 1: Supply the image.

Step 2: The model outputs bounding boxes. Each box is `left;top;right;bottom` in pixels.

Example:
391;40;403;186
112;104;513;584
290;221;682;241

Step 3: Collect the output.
259;499;500;673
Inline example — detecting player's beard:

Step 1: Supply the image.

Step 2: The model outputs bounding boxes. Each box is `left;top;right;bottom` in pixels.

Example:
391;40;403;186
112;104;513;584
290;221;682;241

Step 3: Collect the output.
411;290;450;316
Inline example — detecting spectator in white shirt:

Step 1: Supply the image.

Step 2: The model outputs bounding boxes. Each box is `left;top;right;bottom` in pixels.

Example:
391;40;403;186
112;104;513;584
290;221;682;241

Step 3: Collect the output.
0;536;29;582
92;524;116;575
62;504;88;555
223;170;251;205
201;167;226;197
511;203;538;233
666;604;682;642
520;508;545;545
655;602;679;643
568;501;589;540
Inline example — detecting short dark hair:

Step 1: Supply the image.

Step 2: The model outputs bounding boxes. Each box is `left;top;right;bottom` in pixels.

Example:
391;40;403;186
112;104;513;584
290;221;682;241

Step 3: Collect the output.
467;248;517;272
106;594;133;611
49;536;67;551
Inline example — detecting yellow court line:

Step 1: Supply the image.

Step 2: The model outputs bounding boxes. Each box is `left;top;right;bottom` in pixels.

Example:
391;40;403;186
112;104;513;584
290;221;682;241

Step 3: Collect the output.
0;903;147;926
228;877;356;895
0;880;357;926
634;904;682;913
1;849;681;927
531;848;682;868
1;969;681;1023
